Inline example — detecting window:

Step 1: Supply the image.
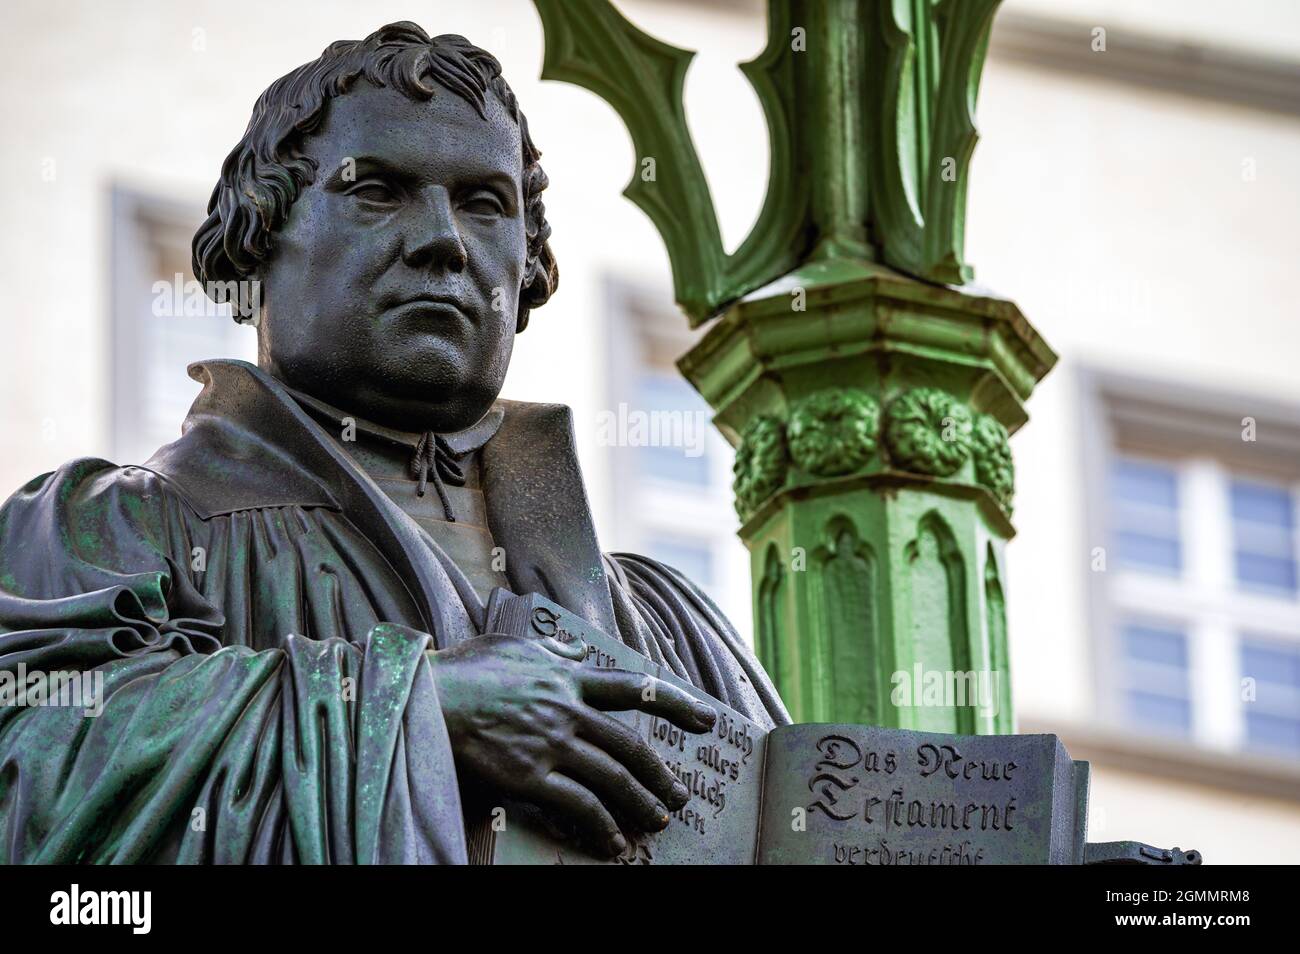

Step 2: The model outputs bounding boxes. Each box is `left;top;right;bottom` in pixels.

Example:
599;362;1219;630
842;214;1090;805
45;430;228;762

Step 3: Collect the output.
110;186;257;466
1084;369;1300;763
604;281;751;637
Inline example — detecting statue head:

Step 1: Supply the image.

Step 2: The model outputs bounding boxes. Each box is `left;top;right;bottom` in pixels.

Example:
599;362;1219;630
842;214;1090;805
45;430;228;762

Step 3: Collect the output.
193;22;557;434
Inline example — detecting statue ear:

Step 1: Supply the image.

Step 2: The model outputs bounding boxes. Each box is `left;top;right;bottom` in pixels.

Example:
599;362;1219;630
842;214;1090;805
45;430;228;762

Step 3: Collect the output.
237;265;266;330
515;299;529;334
516;242;558;333
516;267;537;333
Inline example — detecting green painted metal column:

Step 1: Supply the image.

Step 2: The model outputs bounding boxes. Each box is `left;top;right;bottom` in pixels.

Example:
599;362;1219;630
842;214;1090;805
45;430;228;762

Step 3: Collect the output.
532;0;1056;732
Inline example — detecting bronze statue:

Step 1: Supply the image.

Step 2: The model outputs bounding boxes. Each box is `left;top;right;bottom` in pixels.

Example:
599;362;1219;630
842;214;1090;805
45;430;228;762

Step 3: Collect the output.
0;22;786;864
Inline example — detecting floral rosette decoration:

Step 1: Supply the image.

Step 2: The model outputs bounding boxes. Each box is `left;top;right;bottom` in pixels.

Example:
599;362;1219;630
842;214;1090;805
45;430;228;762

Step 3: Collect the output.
972;412;1014;510
732;414;789;519
883;387;973;477
786;388;880;477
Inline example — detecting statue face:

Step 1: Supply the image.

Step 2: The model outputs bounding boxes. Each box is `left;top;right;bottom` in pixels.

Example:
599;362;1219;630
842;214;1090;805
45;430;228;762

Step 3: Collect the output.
257;81;527;434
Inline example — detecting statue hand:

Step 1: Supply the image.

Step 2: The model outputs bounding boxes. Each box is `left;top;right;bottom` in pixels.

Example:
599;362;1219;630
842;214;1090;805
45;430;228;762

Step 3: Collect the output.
428;632;717;857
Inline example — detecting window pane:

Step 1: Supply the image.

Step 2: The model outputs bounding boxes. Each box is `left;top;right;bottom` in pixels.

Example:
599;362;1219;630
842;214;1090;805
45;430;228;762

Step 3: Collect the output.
1234;553;1298;592
1113;501;1181;537
1125;662;1193;698
634;374;711;487
1244;712;1300;755
1231;480;1294;527
1241;639;1300;755
642;536;714;587
1232;522;1294;558
641;445;710;485
1230;478;1297;595
1119;622;1191;737
1115;532;1181;573
1125;624;1188;667
1113;459;1179;507
1126;691;1192;735
1242;642;1300;690
1110;458;1181;574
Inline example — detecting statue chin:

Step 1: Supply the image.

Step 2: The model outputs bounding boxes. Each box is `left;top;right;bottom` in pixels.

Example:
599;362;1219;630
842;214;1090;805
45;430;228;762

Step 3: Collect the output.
264;355;500;435
354;344;510;435
352;381;501;436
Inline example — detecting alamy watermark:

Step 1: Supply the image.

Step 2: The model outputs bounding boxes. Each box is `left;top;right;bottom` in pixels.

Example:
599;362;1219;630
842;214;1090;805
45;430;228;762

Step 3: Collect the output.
152;273;261;324
0;664;104;717
50;884;150;934
891;664;1002;719
595;403;709;458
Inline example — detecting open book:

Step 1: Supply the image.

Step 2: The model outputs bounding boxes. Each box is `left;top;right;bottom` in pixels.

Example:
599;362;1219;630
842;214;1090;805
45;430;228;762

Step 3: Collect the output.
468;591;1089;865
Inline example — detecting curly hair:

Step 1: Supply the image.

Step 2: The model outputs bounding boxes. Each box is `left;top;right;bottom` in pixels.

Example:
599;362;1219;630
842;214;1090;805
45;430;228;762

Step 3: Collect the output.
192;21;557;331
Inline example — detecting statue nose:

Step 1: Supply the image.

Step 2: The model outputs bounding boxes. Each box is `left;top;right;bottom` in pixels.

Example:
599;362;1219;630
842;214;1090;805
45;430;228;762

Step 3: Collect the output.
401;190;467;273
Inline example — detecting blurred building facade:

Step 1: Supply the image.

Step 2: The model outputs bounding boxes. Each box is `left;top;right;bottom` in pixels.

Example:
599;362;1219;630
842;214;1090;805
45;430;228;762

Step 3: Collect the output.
1;0;1297;861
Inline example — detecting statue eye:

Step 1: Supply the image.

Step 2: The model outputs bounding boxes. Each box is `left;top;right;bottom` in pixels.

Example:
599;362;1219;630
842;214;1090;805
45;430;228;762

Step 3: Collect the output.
461;191;505;216
348;181;398;206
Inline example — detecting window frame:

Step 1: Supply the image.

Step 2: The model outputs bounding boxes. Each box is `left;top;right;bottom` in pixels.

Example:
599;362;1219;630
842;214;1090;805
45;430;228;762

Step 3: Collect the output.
1080;366;1300;758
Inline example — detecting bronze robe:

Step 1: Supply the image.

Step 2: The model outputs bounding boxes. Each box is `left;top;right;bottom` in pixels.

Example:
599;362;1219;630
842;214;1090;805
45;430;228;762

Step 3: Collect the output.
0;359;788;864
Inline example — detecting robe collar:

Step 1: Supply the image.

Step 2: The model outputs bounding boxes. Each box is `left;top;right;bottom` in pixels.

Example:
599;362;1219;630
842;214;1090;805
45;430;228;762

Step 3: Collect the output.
284;385;504;460
284;385;504;521
143;359;619;643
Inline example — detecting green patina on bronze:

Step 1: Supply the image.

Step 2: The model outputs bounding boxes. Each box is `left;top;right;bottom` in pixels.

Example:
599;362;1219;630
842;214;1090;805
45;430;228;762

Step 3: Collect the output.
531;0;1057;729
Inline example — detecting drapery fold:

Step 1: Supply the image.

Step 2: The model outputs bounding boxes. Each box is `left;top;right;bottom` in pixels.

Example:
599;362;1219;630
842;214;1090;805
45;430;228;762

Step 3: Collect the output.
0;461;465;864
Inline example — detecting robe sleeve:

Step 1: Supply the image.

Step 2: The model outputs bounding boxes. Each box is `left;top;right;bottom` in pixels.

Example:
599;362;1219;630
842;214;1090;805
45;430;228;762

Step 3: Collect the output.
0;458;466;864
604;552;791;729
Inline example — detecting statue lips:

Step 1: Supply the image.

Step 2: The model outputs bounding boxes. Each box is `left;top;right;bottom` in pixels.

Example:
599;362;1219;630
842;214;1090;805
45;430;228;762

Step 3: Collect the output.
385;292;474;332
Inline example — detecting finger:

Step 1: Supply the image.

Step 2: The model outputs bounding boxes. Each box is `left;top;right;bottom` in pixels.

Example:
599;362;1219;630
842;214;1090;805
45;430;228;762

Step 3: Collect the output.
533;771;627;858
535;634;588;662
576;709;692;810
559;738;673;833
579;670;717;731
